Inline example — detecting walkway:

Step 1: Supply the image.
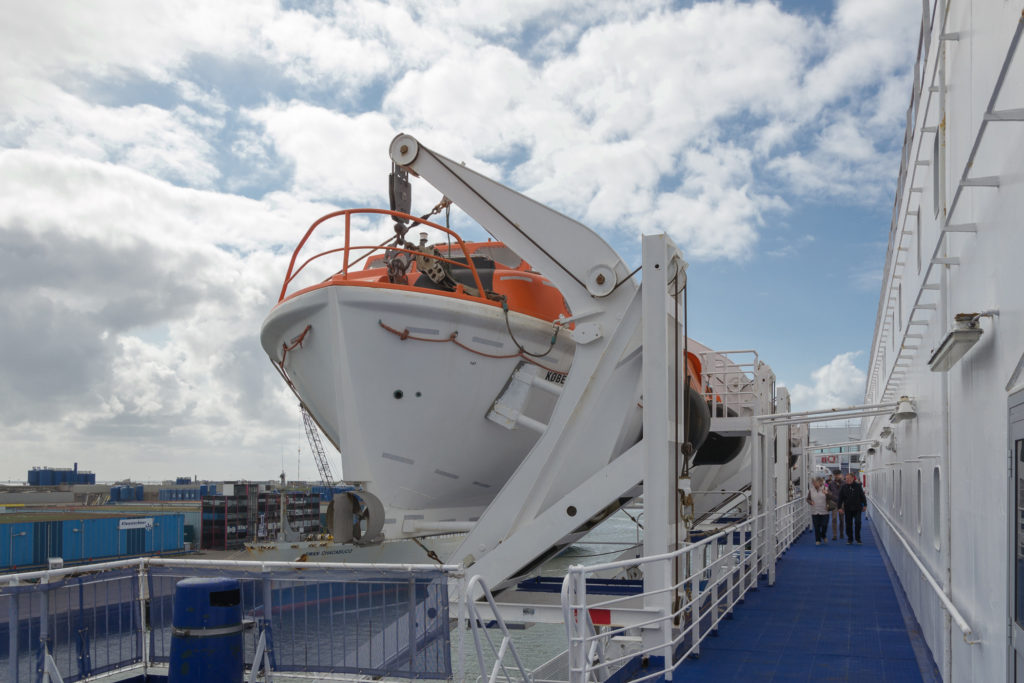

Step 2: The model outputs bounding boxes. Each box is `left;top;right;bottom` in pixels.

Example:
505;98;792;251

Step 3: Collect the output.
671;518;940;681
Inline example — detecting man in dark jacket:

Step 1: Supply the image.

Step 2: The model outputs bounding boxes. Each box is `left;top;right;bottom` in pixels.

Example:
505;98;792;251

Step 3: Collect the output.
838;474;867;544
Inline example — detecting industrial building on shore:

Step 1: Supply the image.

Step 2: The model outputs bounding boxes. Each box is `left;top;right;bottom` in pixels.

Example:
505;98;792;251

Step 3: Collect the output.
1;465;353;572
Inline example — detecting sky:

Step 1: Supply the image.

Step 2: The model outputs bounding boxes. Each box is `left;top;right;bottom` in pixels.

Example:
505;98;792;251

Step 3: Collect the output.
0;0;919;482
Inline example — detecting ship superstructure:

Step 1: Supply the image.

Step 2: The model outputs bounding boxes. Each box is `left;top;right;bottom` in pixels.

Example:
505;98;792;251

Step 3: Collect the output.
861;3;1024;680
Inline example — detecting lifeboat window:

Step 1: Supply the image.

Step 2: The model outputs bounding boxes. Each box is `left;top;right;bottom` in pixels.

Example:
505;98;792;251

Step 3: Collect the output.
932;467;941;550
436;245;464;259
472;245;522;269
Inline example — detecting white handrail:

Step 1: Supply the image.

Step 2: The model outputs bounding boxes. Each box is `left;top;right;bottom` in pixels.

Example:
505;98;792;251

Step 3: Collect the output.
867;495;978;644
0;555;462;586
560;498;808;682
465;575;532;683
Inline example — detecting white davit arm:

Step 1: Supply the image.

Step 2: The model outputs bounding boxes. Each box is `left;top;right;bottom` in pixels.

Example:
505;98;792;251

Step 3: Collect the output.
388;134;636;314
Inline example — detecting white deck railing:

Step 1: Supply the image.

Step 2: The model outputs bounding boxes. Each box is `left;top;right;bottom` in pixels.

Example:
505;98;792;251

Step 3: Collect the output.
560;498;808;683
1;500;810;683
866;495;978;645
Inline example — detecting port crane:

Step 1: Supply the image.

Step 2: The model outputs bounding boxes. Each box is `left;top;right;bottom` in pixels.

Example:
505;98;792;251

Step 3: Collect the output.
301;404;336;486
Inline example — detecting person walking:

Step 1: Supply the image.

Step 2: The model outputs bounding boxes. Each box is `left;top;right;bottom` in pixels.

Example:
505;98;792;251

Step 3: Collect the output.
806;477;829;545
838;473;868;544
827;474;843;540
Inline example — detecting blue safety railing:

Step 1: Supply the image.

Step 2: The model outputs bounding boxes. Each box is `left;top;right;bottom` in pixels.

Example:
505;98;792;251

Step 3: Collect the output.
0;557;458;682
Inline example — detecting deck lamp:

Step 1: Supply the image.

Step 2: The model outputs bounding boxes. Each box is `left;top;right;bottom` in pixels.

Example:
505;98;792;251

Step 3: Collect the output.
890;396;917;423
927;312;997;372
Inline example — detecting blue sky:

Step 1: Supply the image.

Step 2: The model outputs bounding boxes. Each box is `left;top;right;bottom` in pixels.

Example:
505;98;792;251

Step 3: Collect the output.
0;0;919;481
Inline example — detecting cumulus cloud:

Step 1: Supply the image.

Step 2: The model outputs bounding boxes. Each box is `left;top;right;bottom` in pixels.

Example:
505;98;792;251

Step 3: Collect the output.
0;0;919;480
789;352;867;411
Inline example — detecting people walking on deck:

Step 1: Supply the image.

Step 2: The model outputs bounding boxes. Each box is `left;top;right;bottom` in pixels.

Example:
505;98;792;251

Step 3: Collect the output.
807;477;829;545
827;474;843;540
838;473;867;544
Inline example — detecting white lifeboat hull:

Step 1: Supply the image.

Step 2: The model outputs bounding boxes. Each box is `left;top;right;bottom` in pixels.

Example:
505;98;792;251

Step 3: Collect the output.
261;283;575;535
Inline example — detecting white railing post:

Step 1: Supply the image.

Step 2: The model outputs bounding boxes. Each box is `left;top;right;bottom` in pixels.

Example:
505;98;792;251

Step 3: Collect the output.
710;540;720;632
139;559;149;673
563;569;586;683
662;558;674;679
724;528;734;618
691;546;704;660
39;585;49;683
8;578;18;682
457;574;466;683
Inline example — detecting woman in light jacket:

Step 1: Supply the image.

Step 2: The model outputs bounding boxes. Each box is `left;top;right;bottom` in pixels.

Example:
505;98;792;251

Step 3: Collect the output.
807;477;829;545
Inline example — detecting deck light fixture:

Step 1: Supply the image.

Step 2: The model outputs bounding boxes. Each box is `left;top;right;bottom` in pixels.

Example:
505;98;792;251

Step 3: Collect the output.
891;396;917;423
928;312;996;372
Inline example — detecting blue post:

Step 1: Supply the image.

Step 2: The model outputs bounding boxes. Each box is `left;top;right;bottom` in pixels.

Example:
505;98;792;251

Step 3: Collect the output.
168;578;243;682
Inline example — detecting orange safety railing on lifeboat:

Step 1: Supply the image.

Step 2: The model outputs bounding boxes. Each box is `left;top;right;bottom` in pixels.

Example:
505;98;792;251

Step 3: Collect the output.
278;209;489;304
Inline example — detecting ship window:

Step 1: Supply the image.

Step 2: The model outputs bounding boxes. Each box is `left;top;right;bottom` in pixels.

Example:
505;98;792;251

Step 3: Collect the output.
921;471;929;532
915;212;922;274
932;132;940;218
897;469;902;516
472;245;523;269
932;467;941;550
897;284;902;331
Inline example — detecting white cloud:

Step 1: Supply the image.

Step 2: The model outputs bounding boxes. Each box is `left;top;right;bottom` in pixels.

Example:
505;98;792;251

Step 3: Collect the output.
0;151;377;479
651;146;787;260
0;0;921;481
788;352;867;411
245;103;398;203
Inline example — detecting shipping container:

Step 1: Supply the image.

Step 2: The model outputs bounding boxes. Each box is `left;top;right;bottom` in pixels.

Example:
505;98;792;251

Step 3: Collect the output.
2;513;185;571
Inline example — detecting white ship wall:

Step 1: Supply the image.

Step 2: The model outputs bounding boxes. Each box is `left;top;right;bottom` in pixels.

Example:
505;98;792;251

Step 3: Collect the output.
863;2;1024;681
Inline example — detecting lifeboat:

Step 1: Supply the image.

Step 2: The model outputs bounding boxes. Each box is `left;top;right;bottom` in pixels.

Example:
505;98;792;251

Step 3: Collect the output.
262;208;743;541
262;210;584;535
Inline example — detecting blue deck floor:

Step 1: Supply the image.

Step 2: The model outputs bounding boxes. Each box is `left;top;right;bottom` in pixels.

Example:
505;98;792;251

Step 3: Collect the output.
670;518;939;682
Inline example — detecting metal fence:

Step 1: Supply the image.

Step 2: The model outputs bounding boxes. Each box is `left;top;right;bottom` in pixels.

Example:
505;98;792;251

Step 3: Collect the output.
561;498;808;683
0;558;457;682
